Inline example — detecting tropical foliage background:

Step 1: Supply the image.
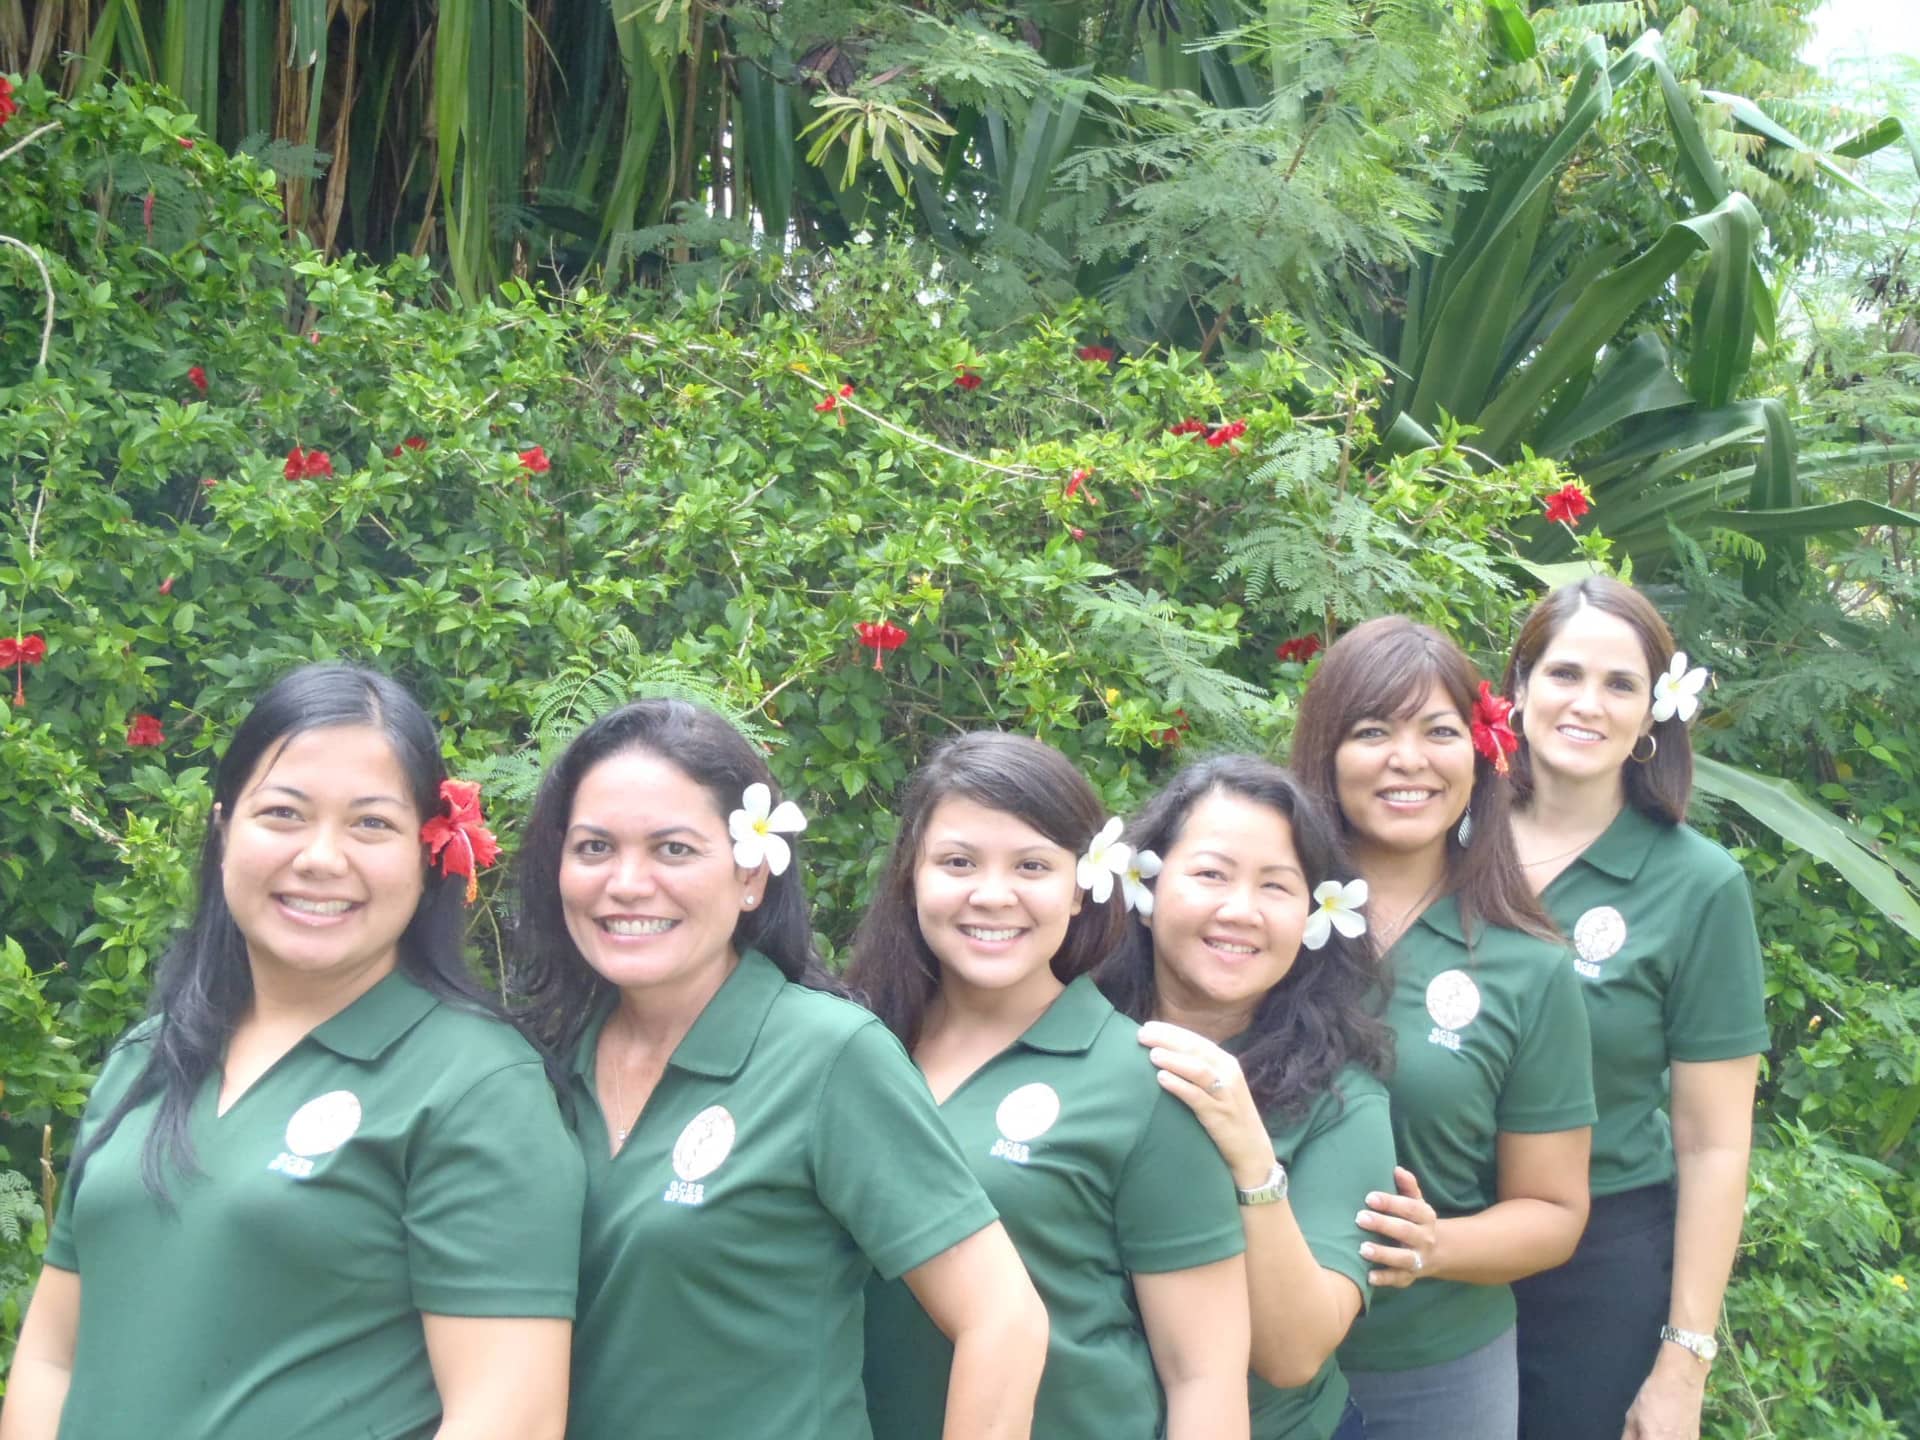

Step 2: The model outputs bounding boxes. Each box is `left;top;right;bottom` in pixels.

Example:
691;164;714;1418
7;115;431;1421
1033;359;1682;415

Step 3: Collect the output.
3;0;1918;1432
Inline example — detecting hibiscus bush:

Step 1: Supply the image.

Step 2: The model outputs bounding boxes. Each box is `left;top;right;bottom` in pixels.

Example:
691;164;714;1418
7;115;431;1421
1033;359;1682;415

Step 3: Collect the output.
2;82;1916;1432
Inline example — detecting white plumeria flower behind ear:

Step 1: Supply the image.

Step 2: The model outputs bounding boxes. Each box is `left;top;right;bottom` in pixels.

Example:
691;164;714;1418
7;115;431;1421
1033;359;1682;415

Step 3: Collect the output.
1302;878;1369;951
1650;651;1711;724
729;782;808;876
1077;817;1132;905
1121;849;1163;916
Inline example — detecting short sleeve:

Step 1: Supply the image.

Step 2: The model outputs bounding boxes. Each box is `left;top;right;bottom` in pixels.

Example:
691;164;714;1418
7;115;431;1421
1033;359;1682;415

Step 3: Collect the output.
45;1026;156;1273
1114;1089;1246;1274
1284;1088;1397;1312
810;1021;998;1282
1495;953;1598;1133
1666;867;1769;1062
406;1061;586;1317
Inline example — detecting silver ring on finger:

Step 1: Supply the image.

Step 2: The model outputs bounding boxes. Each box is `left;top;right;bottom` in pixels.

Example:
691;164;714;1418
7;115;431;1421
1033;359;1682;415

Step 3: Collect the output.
1411;1251;1425;1274
1206;1069;1229;1094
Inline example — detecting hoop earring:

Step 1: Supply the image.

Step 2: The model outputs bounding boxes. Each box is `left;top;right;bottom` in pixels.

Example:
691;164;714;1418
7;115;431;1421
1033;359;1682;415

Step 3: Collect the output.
1456;809;1473;847
1630;733;1657;764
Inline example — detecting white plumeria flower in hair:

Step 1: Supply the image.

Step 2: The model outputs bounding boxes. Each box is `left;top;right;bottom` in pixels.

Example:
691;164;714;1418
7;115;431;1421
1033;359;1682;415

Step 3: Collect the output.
1650;651;1710;724
1121;849;1163;916
729;782;808;876
1077;817;1133;905
1302;878;1369;951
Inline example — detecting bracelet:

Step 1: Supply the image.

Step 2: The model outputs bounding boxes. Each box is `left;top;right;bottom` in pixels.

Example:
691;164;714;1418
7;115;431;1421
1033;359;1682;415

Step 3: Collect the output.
1236;1160;1289;1206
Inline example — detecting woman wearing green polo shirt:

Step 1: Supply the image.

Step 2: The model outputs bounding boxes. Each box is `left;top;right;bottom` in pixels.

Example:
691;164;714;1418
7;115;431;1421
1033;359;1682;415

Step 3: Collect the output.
511;700;1046;1440
1098;755;1398;1440
1501;578;1766;1440
849;732;1252;1440
2;663;586;1440
1292;618;1596;1440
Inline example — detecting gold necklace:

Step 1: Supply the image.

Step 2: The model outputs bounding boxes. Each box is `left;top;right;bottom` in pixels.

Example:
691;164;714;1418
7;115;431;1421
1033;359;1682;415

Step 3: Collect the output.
1517;809;1621;869
1375;875;1445;953
604;1010;640;1147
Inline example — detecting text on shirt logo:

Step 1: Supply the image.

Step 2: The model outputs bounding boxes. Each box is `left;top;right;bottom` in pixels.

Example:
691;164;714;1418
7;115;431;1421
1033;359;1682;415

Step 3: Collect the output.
1572;905;1627;979
1424;970;1482;1051
269;1089;362;1179
664;1105;735;1205
991;1082;1061;1165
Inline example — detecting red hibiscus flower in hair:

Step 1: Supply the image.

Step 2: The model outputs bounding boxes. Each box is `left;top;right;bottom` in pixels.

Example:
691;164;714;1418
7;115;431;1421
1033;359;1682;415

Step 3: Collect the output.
1275;634;1321;665
284;447;333;480
1542;483;1591;526
421;778;501;904
187;365;208;395
1076;345;1115;364
854;620;909;672
127;714;166;748
519;445;551;474
1470;681;1518;775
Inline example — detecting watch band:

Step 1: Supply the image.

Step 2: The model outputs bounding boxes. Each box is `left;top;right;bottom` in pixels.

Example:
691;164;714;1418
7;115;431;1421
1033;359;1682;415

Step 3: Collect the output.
1236;1160;1289;1206
1659;1324;1719;1364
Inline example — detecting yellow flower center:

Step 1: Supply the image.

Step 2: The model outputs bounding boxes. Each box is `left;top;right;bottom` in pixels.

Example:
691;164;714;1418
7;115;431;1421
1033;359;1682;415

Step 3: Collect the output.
753;817;769;837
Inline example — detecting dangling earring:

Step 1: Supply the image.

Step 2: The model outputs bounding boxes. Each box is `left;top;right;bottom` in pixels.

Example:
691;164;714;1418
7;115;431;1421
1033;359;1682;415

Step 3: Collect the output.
1630;733;1657;764
1457;809;1473;847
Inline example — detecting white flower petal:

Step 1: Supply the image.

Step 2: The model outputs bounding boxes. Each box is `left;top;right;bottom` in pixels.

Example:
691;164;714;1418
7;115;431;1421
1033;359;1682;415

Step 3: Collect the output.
761;831;793;877
1679;667;1709;698
1675;692;1699;723
1311;879;1346;906
1087;868;1115;904
732;835;766;870
1122;873;1155;916
1096;816;1125;849
1301;910;1333;951
1133;850;1163;879
1076;856;1100;891
1105;841;1134;876
728;809;758;843
740;782;772;821
766;799;808;834
1330;906;1369;939
1341;878;1370;909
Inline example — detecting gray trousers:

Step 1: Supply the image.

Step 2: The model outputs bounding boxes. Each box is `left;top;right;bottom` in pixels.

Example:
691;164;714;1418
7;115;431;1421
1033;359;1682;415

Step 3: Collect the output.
1343;1325;1518;1440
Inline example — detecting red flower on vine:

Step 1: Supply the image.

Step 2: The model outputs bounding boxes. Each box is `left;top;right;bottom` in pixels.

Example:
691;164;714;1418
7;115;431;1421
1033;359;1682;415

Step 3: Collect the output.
1065;468;1095;503
2;634;46;707
284;447;333;480
1076;345;1115;364
0;77;16;128
954;370;983;391
519;445;551;474
127;714;166;748
392;436;428;457
814;382;856;417
187;365;208;395
1158;708;1192;747
854;620;909;672
1169;419;1208;438
1543;483;1591;526
1470;681;1519;775
1275;634;1322;665
421;778;501;904
1206;419;1248;449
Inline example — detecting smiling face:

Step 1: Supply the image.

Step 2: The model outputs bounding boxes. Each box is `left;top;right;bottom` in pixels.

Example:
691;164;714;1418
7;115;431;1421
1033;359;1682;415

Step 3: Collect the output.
557;748;760;1001
913;795;1081;1009
1148;790;1311;1024
219;724;425;990
1333;679;1477;861
1516;602;1653;789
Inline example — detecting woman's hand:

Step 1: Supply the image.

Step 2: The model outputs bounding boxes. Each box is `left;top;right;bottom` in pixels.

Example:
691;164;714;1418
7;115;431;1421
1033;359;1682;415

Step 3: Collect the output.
1357;1165;1438;1288
1137;1021;1275;1189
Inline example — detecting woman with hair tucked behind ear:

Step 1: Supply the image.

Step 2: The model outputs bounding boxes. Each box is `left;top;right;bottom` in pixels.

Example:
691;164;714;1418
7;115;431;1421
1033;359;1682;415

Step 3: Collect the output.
1502;578;1766;1440
1;663;585;1440
1099;755;1397;1440
1292;618;1597;1440
511;701;1045;1440
849;732;1251;1440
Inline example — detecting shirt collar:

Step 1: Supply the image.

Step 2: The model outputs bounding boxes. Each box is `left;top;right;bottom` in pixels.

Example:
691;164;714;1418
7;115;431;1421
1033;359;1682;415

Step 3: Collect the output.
1014;975;1113;1056
1410;892;1466;946
571;950;787;1084
307;969;440;1062
1571;804;1665;883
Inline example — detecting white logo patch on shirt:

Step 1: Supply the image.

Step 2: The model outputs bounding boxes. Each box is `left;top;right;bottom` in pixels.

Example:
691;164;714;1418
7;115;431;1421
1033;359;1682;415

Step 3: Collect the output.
1573;905;1627;979
664;1105;735;1205
269;1090;362;1179
1425;970;1481;1051
990;1082;1060;1165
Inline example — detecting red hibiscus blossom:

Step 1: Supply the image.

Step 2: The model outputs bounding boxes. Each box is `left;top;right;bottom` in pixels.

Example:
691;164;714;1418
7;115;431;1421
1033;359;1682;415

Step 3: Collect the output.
1071;527;1087;540
421;778;501;904
127;714;166;748
1168;419;1208;438
954;370;983;391
1158;708;1192;747
284;447;333;480
1275;634;1322;665
2;634;44;707
1076;345;1115;364
1543;483;1591;526
519;445;551;474
1205;419;1248;448
814;382;856;416
159;576;175;596
392;436;428;457
0;77;16;128
1064;468;1096;503
187;365;208;395
854;620;909;672
1470;681;1519;775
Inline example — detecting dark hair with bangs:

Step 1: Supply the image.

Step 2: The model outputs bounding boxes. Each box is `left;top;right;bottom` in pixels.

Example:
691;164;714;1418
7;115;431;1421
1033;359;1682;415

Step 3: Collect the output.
69;663;506;1204
512;699;839;1062
1503;577;1692;826
1289;616;1556;945
846;732;1127;1047
1097;755;1394;1120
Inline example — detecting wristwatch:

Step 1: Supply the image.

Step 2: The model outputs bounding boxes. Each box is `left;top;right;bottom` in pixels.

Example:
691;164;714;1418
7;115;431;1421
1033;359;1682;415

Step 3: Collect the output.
1659;1325;1719;1364
1236;1160;1289;1206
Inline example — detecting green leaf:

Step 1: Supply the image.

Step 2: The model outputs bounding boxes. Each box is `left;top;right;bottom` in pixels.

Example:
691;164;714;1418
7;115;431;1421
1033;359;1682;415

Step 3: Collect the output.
1702;500;1920;542
1483;0;1536;62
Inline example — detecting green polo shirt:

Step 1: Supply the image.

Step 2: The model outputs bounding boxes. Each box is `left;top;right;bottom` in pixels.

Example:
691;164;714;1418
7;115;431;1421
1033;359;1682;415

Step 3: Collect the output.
862;975;1246;1440
45;970;584;1440
566;949;997;1440
1539;806;1768;1195
1336;897;1595;1373
1247;1063;1396;1440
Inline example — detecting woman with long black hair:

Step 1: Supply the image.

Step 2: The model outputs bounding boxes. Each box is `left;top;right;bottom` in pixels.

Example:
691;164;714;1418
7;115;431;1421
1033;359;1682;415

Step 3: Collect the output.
2;663;585;1440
